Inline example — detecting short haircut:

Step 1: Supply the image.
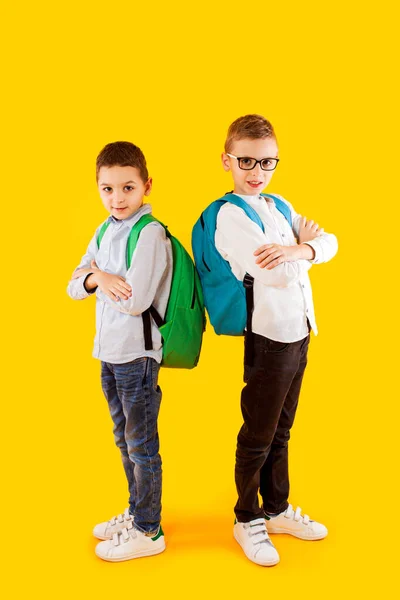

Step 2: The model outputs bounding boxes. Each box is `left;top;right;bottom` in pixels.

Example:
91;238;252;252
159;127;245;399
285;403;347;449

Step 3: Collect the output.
96;141;149;182
225;114;276;153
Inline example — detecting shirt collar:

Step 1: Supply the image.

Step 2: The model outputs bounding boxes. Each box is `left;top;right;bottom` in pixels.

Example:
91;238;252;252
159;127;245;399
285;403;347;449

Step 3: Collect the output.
236;193;273;204
107;203;152;230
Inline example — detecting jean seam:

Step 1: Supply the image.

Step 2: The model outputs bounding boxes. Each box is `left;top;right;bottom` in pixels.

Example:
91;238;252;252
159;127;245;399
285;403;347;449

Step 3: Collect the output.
143;364;157;525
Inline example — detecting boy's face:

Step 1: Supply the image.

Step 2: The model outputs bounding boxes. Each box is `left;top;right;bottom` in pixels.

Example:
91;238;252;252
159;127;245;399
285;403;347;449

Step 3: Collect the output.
221;137;279;195
98;165;152;220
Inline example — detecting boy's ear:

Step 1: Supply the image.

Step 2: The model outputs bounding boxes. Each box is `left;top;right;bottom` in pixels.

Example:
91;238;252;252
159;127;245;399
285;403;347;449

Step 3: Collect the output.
144;177;153;195
221;152;231;172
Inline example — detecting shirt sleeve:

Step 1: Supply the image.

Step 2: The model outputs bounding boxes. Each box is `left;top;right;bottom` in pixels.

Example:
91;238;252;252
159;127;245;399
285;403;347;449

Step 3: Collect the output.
66;229;100;300
96;223;170;316
216;204;312;288
276;195;339;264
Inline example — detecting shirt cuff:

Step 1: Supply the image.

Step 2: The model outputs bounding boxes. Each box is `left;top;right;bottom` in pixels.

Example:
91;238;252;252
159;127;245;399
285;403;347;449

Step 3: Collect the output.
83;273;97;294
302;241;321;264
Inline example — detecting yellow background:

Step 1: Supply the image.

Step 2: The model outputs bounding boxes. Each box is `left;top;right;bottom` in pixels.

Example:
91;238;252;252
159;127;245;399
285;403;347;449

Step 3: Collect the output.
1;1;398;598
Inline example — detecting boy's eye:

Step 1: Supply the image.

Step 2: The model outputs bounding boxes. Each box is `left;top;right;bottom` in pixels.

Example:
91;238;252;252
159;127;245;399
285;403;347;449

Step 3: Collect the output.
102;187;112;192
241;158;252;166
261;159;272;168
124;186;134;191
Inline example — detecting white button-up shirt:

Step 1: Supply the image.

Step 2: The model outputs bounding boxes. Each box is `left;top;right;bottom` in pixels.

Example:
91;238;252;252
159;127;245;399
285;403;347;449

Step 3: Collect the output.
67;204;173;364
215;193;338;343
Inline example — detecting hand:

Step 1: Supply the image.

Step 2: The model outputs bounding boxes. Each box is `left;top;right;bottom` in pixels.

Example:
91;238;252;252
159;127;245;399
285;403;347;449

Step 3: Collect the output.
298;217;324;244
90;261;132;302
254;244;301;270
72;260;101;280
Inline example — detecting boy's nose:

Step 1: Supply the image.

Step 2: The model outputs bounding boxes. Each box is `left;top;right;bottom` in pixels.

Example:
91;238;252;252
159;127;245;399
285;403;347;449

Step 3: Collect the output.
113;192;124;204
251;163;263;175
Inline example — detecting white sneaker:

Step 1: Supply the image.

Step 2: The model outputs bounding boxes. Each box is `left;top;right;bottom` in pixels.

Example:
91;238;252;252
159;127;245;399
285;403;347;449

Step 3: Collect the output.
95;525;165;562
265;504;328;540
234;518;280;566
93;508;134;540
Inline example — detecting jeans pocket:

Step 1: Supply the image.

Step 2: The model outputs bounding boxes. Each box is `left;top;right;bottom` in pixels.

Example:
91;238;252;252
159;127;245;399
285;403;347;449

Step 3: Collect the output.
140;357;160;391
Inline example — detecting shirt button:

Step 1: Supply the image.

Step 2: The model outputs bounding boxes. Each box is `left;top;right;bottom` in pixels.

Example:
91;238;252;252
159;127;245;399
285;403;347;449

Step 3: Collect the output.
302;284;305;288
282;233;285;237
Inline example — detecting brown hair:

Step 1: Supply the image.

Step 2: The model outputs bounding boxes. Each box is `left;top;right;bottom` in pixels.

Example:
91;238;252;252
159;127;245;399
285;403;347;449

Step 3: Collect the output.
224;114;276;153
96;141;149;182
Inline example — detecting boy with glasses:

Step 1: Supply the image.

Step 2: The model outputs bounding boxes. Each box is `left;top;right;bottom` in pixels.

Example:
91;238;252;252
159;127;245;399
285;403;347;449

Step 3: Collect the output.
216;115;338;566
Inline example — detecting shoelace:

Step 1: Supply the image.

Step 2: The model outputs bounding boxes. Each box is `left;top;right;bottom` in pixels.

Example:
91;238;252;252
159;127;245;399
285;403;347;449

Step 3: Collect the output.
109;508;133;527
112;526;137;547
284;504;310;525
246;518;273;549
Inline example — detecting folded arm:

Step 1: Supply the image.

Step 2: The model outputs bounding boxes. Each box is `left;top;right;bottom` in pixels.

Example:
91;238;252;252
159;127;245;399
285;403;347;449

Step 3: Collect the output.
216;205;312;288
285;197;339;264
96;223;170;316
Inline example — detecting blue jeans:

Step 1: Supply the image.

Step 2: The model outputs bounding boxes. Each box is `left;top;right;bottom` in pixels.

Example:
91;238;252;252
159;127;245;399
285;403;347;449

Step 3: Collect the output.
101;357;162;535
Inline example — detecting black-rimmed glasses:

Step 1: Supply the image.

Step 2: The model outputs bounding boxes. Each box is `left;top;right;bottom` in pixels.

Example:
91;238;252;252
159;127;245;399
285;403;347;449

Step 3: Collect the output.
226;153;279;171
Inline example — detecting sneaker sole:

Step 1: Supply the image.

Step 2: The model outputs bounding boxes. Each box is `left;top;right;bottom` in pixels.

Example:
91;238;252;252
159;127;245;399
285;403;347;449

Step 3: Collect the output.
95;541;166;562
266;527;328;540
233;530;280;566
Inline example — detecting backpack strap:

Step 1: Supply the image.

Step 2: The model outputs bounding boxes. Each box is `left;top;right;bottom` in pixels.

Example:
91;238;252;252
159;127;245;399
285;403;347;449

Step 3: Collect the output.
149;305;165;327
243;273;256;367
126;214;160;268
142;310;153;351
222;191;292;227
221;192;265;232
97;221;110;247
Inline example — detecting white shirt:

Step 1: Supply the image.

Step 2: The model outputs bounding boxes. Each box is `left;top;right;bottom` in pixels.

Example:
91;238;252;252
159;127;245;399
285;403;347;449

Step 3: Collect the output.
67;204;173;364
215;193;338;343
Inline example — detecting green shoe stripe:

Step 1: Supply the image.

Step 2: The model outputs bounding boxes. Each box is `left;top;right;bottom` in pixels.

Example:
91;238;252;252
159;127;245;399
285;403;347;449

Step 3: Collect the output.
151;525;164;541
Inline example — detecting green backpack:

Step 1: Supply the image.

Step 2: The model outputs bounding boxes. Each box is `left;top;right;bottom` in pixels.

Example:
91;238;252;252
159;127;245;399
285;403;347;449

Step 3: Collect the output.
97;214;206;369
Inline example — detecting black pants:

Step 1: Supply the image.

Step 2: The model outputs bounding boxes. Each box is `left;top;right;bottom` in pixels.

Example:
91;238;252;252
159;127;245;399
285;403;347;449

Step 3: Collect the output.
234;330;310;522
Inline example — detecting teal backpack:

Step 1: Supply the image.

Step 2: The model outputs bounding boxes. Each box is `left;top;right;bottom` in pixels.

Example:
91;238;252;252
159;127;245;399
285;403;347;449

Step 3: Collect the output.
192;192;292;336
191;192;292;367
97;214;206;369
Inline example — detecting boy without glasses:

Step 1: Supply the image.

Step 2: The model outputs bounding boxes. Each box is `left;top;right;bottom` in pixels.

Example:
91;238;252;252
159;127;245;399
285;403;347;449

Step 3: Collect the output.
67;142;172;562
216;115;338;566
